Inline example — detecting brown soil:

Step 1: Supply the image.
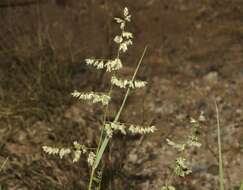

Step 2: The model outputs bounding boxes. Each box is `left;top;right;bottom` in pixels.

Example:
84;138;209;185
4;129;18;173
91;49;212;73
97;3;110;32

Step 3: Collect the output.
0;1;243;190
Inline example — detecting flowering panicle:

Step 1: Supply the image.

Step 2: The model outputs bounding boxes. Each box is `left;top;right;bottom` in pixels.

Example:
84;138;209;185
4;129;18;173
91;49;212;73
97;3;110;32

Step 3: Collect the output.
166;135;201;152
59;148;72;159
85;58;105;70
111;76;147;89
114;7;131;29
174;157;192;177
73;150;82;163
84;7;133;75
87;152;96;166
166;116;201;152
42;141;91;163
163;116;202;190
105;58;123;72
73;141;87;153
72;141;88;163
186;135;201;148
105;122;126;137
105;122;156;138
43;7;158;189
85;58;123;72
71;90;111;106
128;125;156;134
42;146;59;155
166;139;186;152
42;146;71;159
114;7;133;54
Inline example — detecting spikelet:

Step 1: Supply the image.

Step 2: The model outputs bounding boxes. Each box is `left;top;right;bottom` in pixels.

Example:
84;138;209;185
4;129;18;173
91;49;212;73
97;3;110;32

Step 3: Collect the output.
119;40;133;53
73;141;87;154
85;58;123;72
85;59;105;70
59;148;71;159
161;185;176;190
166;139;186;152
174;157;192;177
105;58;123;72
42;146;59;155
122;31;133;39
111;76;147;89
42;146;71;159
87;152;96;166
105;122;126;137
71;90;111;106
73;150;82;163
105;122;156;137
186;135;201;148
113;7;133;54
128;125;156;134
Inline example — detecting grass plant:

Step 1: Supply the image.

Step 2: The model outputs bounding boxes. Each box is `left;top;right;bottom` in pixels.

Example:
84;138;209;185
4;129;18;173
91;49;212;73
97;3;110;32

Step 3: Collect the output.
41;6;241;190
43;7;156;190
239;182;243;190
215;99;225;190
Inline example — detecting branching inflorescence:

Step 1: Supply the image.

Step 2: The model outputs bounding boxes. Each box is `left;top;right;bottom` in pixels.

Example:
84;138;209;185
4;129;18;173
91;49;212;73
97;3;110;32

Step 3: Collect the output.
43;7;156;190
161;115;203;190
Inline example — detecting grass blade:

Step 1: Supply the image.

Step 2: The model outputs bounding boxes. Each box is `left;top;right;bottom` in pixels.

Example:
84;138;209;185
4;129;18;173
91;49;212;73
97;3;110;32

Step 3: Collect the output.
239;181;243;190
215;100;224;190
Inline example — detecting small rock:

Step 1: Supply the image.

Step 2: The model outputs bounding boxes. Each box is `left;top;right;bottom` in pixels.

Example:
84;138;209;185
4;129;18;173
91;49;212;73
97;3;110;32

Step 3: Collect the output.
127;152;138;164
203;72;218;83
176;113;187;121
236;109;242;114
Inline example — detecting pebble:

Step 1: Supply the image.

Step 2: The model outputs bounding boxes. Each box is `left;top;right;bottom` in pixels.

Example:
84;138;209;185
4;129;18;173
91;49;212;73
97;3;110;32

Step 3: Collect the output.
203;72;218;83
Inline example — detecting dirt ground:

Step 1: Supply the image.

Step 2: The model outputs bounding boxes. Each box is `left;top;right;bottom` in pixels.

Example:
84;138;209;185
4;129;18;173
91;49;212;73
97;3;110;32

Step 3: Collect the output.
0;0;243;189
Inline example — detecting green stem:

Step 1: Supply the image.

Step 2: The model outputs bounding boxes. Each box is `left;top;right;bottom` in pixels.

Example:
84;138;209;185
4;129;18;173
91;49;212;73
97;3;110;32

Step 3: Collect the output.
239;181;243;190
93;46;147;170
88;85;113;190
215;100;225;190
88;168;95;190
97;85;114;151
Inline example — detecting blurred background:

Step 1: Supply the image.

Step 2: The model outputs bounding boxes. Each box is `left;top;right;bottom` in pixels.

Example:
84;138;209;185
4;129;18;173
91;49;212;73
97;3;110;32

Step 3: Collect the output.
0;0;243;189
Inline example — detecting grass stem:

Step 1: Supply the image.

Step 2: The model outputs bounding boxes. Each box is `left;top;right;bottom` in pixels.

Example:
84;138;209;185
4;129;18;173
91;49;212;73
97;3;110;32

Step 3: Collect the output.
215;99;225;190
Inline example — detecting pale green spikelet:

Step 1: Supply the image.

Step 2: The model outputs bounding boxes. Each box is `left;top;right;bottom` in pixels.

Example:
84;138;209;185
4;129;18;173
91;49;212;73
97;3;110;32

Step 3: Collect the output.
163;115;202;189
87;152;96;167
105;122;126;138
42;146;60;155
42;146;71;159
128;124;156;134
105;58;123;72
72;141;88;162
104;122;156;138
186;135;201;148
71;90;111;106
73;150;82;163
59;148;72;159
111;76;147;89
85;58;105;70
166;139;186;152
174;157;192;177
84;58;123;72
161;185;176;190
114;7;133;54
